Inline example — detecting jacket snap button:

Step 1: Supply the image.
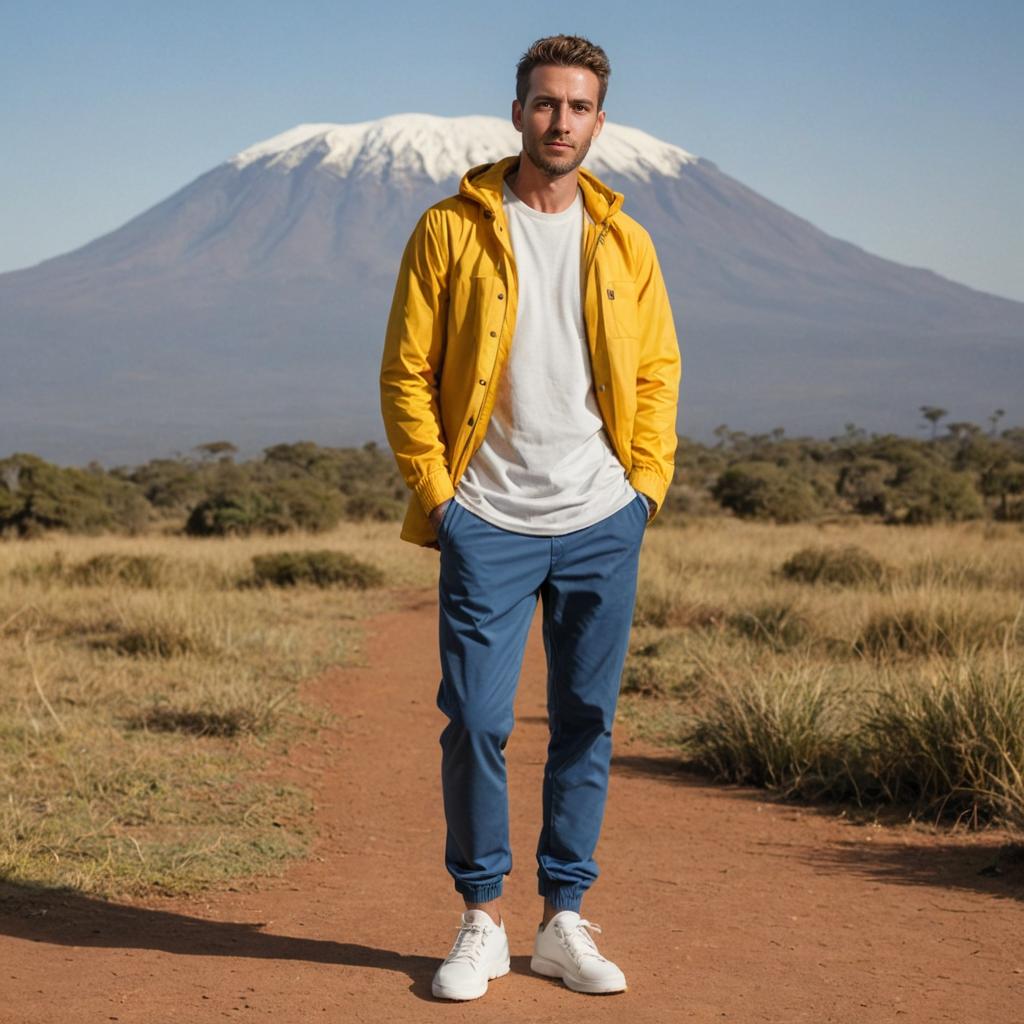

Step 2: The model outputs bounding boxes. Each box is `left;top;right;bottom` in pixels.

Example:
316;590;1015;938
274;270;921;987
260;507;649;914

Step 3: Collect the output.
598;384;606;392
497;293;504;300
468;416;474;425
607;288;615;300
479;379;486;385
483;211;492;219
489;330;497;337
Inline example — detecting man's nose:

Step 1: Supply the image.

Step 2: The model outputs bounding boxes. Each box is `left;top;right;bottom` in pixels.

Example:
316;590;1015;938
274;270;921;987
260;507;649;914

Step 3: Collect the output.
551;103;570;134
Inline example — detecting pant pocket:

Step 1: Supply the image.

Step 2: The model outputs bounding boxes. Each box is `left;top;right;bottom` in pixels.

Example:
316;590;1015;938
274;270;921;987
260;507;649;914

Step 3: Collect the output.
438;498;459;542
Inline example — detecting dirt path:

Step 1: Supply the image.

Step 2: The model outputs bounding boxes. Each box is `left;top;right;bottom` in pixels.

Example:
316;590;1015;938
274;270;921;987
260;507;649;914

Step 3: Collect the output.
2;587;1022;1023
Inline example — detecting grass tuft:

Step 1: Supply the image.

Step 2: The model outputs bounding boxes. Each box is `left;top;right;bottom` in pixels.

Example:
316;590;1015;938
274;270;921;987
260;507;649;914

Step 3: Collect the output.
684;662;852;797
860;659;1024;827
729;600;812;651
66;553;172;588
855;604;1021;659
247;550;384;589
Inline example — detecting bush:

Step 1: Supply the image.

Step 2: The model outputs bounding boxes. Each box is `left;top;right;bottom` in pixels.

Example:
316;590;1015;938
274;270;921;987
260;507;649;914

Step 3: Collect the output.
185;480;343;537
248;550;384;589
780;545;888;587
343;493;405;522
712;462;822;522
895;465;985;525
0;453;150;537
836;458;891;516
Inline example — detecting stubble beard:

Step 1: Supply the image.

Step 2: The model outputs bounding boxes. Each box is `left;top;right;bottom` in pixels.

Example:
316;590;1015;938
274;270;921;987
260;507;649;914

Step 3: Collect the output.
522;131;595;179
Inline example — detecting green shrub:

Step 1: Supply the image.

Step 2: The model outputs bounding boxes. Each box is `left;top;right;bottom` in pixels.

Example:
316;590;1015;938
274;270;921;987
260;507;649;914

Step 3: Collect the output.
781;545;888;587
343;493;405;522
248;550;384;589
0;453;150;537
895;466;985;525
712;462;822;522
185;479;343;537
835;458;891;516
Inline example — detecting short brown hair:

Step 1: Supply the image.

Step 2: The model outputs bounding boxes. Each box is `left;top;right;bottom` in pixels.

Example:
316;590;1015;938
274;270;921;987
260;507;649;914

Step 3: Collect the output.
515;35;611;111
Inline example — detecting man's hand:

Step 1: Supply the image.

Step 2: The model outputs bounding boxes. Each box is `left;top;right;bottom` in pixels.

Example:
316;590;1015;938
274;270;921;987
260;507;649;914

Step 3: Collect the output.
430;498;453;530
638;492;657;521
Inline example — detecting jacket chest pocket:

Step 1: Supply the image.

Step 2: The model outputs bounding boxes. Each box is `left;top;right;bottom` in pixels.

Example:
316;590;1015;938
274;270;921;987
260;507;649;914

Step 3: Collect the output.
602;280;640;339
448;273;504;362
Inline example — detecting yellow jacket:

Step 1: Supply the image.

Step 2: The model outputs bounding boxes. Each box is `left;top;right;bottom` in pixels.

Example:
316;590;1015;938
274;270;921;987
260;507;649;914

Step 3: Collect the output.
380;154;681;547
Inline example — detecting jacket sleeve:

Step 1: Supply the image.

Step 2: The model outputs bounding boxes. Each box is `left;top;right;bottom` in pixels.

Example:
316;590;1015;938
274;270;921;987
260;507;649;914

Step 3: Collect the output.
628;230;681;518
380;207;457;516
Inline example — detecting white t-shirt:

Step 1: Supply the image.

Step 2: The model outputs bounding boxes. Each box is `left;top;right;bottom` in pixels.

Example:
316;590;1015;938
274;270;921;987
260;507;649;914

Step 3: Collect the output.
453;180;638;534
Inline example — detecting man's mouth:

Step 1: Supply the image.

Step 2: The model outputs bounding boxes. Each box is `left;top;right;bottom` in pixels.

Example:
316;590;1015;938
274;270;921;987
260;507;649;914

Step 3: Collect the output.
545;140;572;149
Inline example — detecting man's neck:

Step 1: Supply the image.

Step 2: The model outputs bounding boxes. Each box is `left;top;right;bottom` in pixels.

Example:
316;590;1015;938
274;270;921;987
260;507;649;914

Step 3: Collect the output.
505;152;579;214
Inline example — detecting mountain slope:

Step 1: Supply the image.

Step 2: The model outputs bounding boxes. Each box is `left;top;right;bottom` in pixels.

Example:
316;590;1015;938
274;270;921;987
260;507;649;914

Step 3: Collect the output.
1;113;1020;464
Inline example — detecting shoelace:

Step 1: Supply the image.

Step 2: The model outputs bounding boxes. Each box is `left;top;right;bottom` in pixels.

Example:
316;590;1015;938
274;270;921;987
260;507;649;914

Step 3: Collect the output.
444;922;491;966
557;919;608;967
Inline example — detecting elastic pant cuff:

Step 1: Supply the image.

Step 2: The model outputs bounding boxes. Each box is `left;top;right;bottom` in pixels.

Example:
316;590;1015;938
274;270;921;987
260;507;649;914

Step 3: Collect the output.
455;880;504;904
538;879;584;913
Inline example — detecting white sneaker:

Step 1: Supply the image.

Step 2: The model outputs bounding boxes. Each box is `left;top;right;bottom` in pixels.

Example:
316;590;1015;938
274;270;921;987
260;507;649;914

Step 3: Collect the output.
431;909;511;1001
530;910;627;994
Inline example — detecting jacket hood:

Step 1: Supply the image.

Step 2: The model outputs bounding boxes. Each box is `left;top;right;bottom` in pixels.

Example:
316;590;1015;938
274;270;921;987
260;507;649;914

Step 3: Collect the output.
459;154;624;224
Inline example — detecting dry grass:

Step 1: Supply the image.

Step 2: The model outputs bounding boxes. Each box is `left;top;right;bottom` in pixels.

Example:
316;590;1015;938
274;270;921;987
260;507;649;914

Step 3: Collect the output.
6;513;1023;899
623;517;1024;830
0;521;436;898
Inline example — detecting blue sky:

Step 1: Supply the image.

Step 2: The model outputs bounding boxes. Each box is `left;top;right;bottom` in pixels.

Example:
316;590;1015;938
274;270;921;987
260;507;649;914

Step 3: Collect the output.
2;0;1022;301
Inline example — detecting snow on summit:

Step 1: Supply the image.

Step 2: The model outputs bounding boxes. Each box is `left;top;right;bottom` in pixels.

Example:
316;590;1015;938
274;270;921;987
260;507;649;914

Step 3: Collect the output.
228;113;698;183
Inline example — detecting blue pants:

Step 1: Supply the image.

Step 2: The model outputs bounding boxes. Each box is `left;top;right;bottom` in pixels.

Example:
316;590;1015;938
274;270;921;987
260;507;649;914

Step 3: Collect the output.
435;491;648;913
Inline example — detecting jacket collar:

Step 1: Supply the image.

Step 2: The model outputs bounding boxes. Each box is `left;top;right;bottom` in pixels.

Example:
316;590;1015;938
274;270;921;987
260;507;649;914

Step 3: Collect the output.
459;154;624;225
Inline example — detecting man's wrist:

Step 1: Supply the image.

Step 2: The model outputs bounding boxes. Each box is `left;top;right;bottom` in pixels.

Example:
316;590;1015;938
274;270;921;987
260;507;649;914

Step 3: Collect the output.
430;497;452;526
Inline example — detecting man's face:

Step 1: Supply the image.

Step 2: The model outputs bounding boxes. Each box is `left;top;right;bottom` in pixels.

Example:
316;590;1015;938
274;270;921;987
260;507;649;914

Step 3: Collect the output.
512;64;605;178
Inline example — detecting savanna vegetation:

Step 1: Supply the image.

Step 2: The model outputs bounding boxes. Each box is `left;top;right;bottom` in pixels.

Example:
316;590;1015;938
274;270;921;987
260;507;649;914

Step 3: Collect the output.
2;407;1023;541
0;524;427;899
620;520;1024;833
2;408;1022;898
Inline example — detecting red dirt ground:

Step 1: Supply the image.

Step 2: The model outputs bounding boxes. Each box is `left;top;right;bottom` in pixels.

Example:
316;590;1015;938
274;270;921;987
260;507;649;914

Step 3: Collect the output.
2;587;1022;1023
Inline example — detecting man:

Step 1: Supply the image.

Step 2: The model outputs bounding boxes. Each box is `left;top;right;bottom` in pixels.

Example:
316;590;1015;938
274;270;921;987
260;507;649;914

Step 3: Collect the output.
380;34;680;1001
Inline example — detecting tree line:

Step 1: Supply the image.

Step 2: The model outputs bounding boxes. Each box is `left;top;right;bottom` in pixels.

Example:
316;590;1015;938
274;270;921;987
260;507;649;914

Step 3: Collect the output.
1;416;1022;538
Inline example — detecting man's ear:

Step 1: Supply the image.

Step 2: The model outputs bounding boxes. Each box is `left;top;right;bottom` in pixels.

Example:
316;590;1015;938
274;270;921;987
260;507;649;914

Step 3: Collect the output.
592;109;606;140
511;99;523;132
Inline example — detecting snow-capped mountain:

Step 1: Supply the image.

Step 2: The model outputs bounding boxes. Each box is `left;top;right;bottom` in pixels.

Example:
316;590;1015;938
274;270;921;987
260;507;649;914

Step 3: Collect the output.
228;114;698;183
1;113;1021;464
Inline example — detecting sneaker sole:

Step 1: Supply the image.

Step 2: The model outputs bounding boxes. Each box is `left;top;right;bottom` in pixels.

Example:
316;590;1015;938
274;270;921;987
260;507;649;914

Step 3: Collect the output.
529;955;627;994
431;958;510;1001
